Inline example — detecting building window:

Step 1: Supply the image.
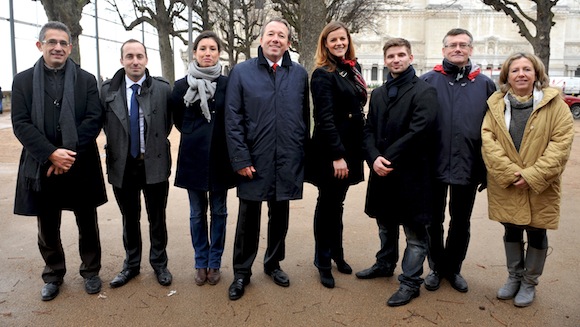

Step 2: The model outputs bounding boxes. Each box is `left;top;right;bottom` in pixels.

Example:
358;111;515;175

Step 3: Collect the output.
371;66;378;81
575;67;580;77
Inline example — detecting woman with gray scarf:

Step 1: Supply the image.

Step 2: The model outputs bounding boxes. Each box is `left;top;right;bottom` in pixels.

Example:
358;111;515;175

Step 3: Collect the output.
170;31;236;286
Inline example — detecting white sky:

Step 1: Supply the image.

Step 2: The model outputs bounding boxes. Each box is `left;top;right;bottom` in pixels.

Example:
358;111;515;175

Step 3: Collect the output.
0;0;192;91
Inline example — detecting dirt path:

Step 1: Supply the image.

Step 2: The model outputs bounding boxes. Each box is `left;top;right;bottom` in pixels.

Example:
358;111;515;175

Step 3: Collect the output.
1;113;579;326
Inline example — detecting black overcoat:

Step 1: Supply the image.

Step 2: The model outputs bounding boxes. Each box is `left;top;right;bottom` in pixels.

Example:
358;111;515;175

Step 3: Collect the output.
363;76;438;225
171;75;236;192
305;64;365;186
12;61;107;215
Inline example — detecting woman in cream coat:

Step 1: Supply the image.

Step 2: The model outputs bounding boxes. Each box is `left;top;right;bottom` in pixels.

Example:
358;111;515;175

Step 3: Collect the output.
482;52;574;307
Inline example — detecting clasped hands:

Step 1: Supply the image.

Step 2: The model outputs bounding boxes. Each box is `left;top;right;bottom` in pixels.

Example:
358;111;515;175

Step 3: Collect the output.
47;148;77;177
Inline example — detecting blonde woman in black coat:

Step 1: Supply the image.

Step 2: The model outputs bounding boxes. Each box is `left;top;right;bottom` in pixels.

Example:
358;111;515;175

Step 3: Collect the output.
307;21;366;288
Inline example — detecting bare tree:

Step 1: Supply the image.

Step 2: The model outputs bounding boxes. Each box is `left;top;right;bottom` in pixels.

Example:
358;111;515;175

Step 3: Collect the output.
213;0;266;69
106;0;212;84
271;0;381;73
299;0;326;73
37;0;90;64
482;0;558;71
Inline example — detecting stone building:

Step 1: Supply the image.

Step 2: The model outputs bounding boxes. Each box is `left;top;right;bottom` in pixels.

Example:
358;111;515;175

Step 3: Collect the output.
352;0;580;86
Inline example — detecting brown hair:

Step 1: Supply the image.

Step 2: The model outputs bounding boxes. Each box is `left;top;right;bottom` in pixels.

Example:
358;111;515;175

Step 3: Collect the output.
193;31;223;52
314;21;356;72
383;38;412;58
498;52;550;93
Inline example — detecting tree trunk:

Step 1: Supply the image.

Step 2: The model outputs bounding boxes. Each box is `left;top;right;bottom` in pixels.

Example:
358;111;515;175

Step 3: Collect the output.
535;1;553;72
40;0;89;64
155;0;175;85
298;0;326;74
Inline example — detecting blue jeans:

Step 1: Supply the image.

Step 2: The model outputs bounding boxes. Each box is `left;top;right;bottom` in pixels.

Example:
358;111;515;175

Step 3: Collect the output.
398;223;429;290
187;189;228;269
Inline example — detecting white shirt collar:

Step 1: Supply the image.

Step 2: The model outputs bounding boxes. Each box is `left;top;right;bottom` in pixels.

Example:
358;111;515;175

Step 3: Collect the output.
265;57;283;69
125;75;146;89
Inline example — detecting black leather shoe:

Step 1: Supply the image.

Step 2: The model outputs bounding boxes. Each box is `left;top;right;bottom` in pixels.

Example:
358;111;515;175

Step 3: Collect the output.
41;282;61;301
228;278;249;301
84;275;102;294
319;269;335;288
448;273;468;293
387;287;420;307
264;268;290;287
334;259;352;275
154;267;173;286
110;269;140;288
355;264;394;279
424;270;441;291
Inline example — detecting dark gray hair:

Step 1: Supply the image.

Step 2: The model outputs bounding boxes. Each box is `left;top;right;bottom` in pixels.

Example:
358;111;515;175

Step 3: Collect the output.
39;21;71;43
442;28;473;45
260;17;292;41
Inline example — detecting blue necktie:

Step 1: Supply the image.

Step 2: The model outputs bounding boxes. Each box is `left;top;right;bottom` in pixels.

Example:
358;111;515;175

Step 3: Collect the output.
130;84;140;158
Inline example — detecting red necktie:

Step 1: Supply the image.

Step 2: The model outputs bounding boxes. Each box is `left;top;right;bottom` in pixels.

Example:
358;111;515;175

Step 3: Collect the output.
272;63;278;72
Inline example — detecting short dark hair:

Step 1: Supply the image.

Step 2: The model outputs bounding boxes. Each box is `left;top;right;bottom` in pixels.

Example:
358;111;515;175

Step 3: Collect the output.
443;28;473;45
383;38;412;58
39;21;71;43
193;31;223;52
121;39;148;58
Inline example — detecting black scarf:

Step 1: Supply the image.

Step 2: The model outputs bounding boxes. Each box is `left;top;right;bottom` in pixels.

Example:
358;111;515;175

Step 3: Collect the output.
23;57;77;191
385;65;416;99
442;58;472;81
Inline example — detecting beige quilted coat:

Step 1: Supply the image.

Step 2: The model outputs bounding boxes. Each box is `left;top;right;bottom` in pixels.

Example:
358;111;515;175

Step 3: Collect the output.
482;87;574;229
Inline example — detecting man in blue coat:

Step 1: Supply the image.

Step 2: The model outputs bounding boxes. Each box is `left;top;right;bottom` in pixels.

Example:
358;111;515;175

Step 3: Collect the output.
225;17;310;301
420;28;496;293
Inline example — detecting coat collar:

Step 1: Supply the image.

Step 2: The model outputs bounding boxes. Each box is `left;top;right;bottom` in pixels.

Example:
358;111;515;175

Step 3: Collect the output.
108;68;152;93
257;46;292;68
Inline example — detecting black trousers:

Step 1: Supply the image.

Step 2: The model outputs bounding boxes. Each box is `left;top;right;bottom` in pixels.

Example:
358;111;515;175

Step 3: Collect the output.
313;180;349;270
232;199;289;279
37;199;101;283
427;181;477;275
113;157;169;271
503;223;548;249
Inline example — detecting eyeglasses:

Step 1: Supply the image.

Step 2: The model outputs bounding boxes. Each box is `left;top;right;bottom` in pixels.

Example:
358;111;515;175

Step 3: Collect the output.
42;39;70;48
444;43;471;49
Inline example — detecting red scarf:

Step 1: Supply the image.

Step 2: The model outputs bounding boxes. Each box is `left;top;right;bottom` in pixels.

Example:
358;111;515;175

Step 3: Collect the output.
341;59;367;104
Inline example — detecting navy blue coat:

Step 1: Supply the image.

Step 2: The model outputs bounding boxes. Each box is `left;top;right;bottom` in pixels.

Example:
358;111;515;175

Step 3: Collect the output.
171;75;236;192
225;48;310;201
420;61;496;186
306;63;365;186
363;76;438;224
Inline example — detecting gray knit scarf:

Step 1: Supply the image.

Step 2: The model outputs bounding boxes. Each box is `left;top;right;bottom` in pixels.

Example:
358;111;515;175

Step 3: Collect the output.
184;61;221;122
23;57;77;191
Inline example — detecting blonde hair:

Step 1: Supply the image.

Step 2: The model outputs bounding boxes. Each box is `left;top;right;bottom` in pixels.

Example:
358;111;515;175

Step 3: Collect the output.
498;52;550;94
314;21;356;72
